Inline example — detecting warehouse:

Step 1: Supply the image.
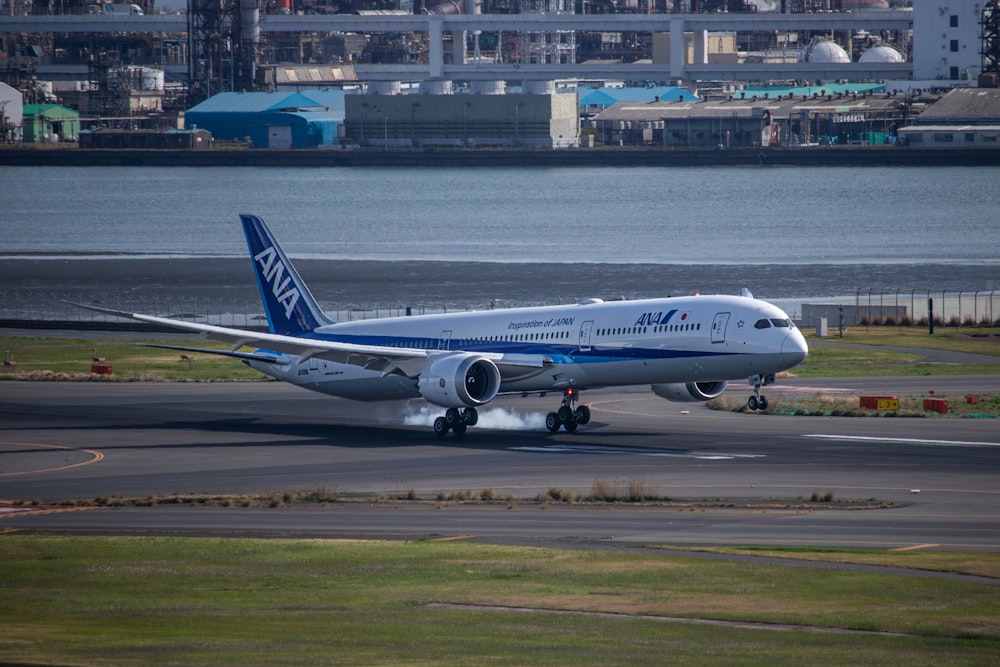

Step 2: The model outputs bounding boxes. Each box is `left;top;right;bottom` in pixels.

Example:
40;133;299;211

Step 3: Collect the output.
22;104;79;143
589;91;907;148
185;90;345;148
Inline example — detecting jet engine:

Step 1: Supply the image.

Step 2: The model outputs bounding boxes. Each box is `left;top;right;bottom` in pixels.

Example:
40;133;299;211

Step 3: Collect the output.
418;354;501;408
650;381;727;402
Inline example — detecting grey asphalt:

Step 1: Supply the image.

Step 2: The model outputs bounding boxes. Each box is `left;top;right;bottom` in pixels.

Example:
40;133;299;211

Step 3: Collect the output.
2;378;998;553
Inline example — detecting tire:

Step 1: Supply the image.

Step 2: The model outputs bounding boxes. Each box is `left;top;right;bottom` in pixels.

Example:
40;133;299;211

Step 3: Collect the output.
574;405;591;425
747;396;759;411
445;407;461;426
758;396;768;410
463;408;478;426
563;420;577;433
557;405;574;425
433;417;449;437
452;422;468;438
546;412;561;433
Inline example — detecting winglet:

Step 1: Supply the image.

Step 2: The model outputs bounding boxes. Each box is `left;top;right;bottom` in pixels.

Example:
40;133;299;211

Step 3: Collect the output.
240;213;332;335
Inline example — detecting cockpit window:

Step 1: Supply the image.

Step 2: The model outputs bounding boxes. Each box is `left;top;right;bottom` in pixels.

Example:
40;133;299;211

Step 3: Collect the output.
754;319;772;329
770;318;792;328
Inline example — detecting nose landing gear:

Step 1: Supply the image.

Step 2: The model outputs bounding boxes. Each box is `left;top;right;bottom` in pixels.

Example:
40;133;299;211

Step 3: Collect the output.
546;388;591;433
747;374;774;411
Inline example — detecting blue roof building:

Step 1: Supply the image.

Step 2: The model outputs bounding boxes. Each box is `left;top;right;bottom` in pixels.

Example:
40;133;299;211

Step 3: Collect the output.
579;86;699;110
185;90;345;148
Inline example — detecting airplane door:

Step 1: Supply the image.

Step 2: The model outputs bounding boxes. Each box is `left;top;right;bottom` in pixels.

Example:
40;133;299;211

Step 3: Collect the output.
438;330;452;351
579;320;594;352
711;313;730;343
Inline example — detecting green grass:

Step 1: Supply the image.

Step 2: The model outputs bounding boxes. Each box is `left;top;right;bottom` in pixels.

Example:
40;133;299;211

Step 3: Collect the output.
793;328;1000;377
0;335;268;382
1;536;998;666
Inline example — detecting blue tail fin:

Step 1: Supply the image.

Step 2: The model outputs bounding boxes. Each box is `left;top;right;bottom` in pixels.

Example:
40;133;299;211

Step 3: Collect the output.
240;213;332;335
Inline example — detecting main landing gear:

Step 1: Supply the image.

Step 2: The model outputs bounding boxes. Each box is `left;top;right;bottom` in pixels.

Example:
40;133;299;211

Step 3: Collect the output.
746;374;774;411
546;388;591;433
434;407;478;438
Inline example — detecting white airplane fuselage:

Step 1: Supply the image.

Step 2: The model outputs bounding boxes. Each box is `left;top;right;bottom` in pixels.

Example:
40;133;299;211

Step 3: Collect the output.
248;293;807;401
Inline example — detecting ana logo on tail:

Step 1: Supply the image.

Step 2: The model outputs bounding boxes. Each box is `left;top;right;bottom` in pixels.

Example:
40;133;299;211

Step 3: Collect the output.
254;246;301;319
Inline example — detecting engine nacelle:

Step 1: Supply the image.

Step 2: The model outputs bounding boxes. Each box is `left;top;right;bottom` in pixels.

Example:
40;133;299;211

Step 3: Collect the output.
418;354;501;409
650;381;728;403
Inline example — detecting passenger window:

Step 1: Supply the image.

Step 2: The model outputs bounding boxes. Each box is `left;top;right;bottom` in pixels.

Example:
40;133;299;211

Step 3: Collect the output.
755;319;772;329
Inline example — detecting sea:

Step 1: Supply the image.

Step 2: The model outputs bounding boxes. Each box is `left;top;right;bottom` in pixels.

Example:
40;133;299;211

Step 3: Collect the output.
2;164;998;320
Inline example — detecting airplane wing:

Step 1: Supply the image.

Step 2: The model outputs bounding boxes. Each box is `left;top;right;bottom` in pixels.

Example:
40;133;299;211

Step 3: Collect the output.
70;303;549;378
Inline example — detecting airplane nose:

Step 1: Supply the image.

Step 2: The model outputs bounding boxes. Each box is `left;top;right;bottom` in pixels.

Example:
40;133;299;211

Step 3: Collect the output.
781;332;809;367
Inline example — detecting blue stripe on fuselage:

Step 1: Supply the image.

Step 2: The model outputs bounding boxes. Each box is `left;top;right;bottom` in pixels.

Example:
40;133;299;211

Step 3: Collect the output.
289;331;733;363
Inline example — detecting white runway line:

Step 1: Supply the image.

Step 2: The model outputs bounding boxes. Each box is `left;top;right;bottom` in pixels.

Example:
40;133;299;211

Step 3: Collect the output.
805;434;1000;448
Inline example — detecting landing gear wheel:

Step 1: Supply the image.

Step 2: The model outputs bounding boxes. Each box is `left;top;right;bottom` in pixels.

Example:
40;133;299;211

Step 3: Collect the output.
462;407;478;426
445;407;461;426
747;395;759;411
557;405;574;425
547;388;588;433
433;417;449;437
452;422;468;438
758;396;768;410
546;412;561;433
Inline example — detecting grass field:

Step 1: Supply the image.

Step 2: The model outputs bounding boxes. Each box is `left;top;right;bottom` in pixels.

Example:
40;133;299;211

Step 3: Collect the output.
2;328;998;381
1;536;998;666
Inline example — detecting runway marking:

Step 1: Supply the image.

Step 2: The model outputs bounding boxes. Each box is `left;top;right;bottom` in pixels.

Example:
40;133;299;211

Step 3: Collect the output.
509;444;764;460
589;398;664;418
805;434;1000;448
0;440;105;476
0;505;101;520
889;544;940;552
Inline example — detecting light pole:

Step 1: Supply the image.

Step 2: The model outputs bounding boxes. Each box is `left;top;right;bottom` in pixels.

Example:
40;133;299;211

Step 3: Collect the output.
360;103;367;146
514;102;522;146
411;102;420;147
463;101;471;146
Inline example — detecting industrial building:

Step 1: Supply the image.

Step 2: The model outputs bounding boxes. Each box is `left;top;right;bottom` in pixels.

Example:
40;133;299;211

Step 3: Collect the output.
342;87;579;148
21;103;79;142
2;1;1000;149
184;89;345;148
589;87;907;148
579;86;699;112
897;87;1000;148
0;81;23;143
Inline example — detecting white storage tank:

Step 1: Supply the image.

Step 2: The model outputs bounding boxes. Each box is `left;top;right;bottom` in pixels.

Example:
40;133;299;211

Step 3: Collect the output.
420;79;454;95
470;80;505;95
367;81;402;95
141;68;165;91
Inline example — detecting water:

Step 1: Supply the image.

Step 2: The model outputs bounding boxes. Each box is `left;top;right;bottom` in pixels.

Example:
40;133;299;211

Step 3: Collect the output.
3;165;998;267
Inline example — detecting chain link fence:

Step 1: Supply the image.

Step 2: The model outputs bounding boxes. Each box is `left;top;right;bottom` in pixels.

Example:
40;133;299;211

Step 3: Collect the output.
0;291;509;330
3;289;998;331
801;289;1000;329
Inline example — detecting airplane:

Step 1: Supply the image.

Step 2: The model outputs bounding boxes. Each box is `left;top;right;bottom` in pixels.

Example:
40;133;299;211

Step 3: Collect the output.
75;213;809;437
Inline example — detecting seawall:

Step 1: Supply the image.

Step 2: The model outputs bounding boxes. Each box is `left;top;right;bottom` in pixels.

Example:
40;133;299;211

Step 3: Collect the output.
2;146;999;168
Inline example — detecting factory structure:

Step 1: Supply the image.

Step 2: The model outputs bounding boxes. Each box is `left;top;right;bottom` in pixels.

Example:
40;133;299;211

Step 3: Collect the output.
1;1;1000;148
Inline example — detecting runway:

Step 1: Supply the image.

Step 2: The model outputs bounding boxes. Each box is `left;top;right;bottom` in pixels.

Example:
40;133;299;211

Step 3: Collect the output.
2;377;999;551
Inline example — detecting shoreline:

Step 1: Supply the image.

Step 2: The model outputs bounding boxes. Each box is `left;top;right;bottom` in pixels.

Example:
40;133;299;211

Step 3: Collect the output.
3;146;1000;168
